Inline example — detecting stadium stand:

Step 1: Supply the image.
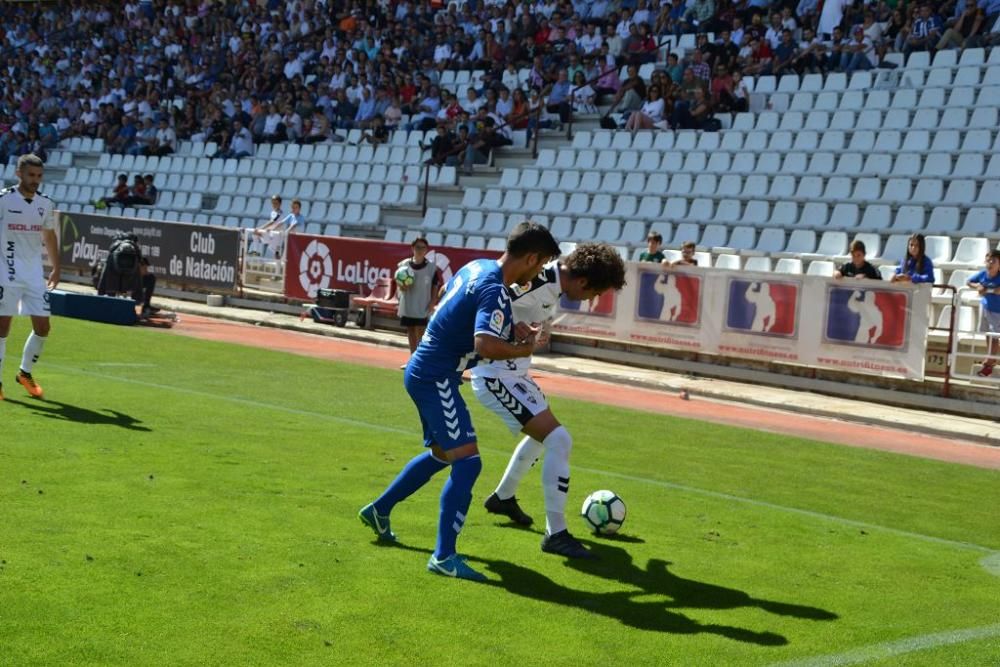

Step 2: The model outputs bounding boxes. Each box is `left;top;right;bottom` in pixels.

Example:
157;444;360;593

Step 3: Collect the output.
0;0;994;340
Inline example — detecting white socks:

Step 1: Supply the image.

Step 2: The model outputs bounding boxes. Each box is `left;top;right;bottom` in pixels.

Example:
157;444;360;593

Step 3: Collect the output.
541;426;572;536
20;332;45;373
494;436;543;500
494;426;574;535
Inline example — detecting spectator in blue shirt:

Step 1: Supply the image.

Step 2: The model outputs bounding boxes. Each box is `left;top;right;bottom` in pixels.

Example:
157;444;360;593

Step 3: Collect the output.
904;4;943;55
545;69;572;124
891;234;935;285
968;249;1000;377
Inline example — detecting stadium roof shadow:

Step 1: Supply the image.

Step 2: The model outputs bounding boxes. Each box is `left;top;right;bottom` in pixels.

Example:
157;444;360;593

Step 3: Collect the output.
4;398;152;432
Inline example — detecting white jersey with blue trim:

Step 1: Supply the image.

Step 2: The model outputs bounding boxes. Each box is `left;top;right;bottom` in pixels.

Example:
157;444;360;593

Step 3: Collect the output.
0;186;57;286
407;258;514;379
472;261;561;378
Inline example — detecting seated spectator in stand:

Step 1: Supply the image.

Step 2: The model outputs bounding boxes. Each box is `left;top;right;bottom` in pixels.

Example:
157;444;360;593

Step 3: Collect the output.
611;64;647;112
711;65;745;112
967;250;1000;377
95;174;130;209
792;28;827;74
842;26;876;74
383;96;403;130
150;118;176;156
571;71;598;114
260;103;286;143
669;241;699;266
423;123;458;165
625;85;665;130
141;174;158;205
122;174;149;206
360;114;390;145
772;29;800;77
130;118;157;155
214;119;254;159
110;113;139;154
891;233;935;284
938;0;986;49
665;53;685;83
301;111;330;144
904;4;943;55
639;232;666;262
545;69;573;125
834;240;881;279
595;45;623;95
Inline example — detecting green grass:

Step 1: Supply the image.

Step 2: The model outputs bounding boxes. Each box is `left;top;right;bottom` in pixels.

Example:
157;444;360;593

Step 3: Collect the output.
1;318;998;666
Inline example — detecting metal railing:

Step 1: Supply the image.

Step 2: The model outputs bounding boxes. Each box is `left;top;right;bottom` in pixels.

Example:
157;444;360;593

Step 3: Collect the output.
239;228;287;294
946;287;1000;390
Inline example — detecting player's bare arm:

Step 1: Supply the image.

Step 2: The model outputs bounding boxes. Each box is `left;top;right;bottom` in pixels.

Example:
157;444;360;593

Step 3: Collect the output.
43;228;59;290
475;332;535;360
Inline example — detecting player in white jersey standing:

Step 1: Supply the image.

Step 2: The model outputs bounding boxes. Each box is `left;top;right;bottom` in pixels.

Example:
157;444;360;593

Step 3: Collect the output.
471;242;626;559
0;153;60;400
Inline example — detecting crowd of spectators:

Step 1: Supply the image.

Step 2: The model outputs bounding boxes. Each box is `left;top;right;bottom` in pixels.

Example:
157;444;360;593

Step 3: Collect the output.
0;0;996;169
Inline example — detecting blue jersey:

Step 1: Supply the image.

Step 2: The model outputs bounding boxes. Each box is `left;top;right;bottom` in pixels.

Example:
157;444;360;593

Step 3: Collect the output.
408;259;513;379
969;270;1000;313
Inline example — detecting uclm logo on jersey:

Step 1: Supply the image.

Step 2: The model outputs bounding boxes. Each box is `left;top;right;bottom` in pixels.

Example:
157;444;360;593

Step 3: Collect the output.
824;287;909;349
559;291;615;317
725;279;799;337
635;269;701;326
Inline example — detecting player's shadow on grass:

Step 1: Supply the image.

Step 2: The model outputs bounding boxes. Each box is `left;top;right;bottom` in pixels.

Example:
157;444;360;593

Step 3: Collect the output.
4;398;152;432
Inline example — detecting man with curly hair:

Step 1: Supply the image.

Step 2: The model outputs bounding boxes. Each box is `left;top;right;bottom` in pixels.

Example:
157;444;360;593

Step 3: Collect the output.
471;241;627;559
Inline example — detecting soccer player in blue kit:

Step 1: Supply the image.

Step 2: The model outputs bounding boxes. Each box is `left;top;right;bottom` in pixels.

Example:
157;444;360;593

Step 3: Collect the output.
360;222;561;582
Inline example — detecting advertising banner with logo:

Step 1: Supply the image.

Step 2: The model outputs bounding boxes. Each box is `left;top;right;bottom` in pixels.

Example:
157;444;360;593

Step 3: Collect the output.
57;212;240;291
554;264;930;379
282;233;501;300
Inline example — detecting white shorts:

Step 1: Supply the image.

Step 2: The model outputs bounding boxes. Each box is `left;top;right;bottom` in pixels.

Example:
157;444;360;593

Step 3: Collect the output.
0;281;50;317
471;374;549;435
979;308;1000;334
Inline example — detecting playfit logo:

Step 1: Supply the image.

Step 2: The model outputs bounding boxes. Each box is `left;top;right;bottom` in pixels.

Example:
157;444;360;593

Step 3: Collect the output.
635;270;701;326
725;279;799;337
825;287;909;349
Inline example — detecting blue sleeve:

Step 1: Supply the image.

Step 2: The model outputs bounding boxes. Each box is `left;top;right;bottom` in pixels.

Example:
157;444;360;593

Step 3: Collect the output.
968;271;986;286
912;256;935;284
473;282;511;339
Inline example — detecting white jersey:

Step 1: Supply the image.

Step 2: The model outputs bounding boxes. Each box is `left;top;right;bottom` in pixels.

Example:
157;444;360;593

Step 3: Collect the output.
1;186;57;286
472;261;561;378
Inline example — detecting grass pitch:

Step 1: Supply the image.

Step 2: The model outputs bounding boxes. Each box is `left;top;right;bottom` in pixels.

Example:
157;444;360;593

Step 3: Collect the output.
1;318;998;666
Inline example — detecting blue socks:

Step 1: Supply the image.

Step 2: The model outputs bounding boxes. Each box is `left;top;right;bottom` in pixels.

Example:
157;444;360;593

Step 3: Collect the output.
435;455;482;560
373;451;448;515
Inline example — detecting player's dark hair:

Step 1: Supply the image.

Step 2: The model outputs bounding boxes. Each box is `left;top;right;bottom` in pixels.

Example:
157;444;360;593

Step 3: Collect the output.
989;249;1000;262
850;239;866;254
564;242;627;293
17;154;43;171
506;221;560;260
647;232;662;243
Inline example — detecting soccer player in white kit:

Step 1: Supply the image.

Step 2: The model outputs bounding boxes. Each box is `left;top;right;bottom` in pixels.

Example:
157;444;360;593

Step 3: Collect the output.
471;242;626;559
0;153;60;400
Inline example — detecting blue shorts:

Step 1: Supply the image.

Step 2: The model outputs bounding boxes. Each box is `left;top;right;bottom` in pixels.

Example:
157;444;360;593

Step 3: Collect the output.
404;371;477;450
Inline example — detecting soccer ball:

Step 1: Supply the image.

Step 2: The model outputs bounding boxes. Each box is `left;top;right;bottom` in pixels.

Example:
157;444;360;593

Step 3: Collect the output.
581;490;627;535
395;265;415;288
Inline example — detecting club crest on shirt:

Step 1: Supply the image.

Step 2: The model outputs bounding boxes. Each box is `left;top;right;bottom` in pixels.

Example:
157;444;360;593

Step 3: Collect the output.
37;207;44;218
489;309;505;334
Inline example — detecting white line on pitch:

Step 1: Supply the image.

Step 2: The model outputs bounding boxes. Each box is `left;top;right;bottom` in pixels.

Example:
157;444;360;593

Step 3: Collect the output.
770;623;1000;667
49;364;1000;558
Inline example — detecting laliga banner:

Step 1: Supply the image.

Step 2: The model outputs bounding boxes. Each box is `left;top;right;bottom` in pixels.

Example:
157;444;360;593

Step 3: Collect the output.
283;233;500;300
57;211;240;291
554;264;931;380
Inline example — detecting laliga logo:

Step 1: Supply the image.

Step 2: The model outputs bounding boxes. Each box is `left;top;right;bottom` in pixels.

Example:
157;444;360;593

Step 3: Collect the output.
299;239;333;298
